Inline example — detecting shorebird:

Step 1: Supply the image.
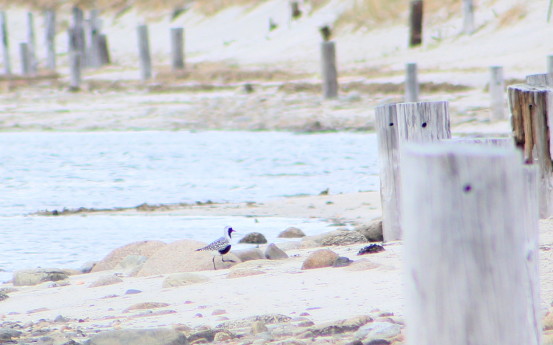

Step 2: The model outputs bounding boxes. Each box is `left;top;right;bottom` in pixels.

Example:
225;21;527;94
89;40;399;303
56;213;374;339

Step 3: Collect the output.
196;226;236;270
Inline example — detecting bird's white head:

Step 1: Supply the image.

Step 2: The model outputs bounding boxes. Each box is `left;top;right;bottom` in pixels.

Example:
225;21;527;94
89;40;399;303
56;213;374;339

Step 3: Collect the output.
225;226;236;239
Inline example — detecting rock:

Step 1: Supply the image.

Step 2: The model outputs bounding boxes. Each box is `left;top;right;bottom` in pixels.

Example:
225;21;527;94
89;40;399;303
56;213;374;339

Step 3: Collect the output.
162;273;209;288
188;329;232;343
333;256;353;267
309;315;372;336
54;315;69;323
88;275;123;288
124;302;170;312
213;332;231;342
345;259;380;271
0;328;22;341
36;330;76;345
227;268;265;279
125;289;142;295
355;218;383;242
238;232;268;244
302;229;367;246
92;240;166;273
366;340;390;345
114;255;148;275
80;261;97;273
357;244;385;255
212;309;226;315
13;269;69;286
233;248;265;262
136;240;241;276
0;291;8;301
85;328;188;345
251;321;268;334
265;243;288;260
278;227;306;238
301;249;339;270
217;314;292;329
355;322;401;341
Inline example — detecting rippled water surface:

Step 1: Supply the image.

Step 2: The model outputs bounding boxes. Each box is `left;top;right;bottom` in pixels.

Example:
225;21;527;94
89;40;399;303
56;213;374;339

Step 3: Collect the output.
0;131;378;280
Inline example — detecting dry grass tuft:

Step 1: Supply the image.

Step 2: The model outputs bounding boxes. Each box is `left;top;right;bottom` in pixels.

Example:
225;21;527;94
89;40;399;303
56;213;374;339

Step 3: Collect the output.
497;2;527;28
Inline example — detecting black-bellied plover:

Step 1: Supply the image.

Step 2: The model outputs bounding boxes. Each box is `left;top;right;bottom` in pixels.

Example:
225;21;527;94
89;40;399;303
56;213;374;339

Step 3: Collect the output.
196;226;236;270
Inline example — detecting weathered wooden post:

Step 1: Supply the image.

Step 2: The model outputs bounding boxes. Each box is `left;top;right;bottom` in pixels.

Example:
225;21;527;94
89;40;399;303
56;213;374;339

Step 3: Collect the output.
26;12;37;75
409;0;423;47
87;9;101;67
19;42;30;75
98;34;110;65
170;27;184;70
405;62;419;102
137;24;152;80
291;1;301;20
71;6;85;66
0;11;11;75
68;28;81;91
44;9;56;71
509;83;553;217
462;0;475;34
548;55;553;75
375;101;451;241
402;143;540;345
489;65;505;120
321;41;338;99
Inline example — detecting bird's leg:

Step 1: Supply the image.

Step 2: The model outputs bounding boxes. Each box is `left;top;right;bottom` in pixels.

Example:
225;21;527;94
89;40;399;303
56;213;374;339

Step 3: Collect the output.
212;256;216;270
221;254;235;263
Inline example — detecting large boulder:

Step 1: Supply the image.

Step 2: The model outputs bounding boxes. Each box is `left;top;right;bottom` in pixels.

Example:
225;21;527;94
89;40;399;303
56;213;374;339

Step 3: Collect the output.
135;240;241;276
92;240;166;272
265;243;288;260
88;274;124;288
238;232;267;244
13;269;69;286
85;328;188;345
302;229;367;246
301;249;339;270
233;248;265;262
278;227;306;238
355;218;383;242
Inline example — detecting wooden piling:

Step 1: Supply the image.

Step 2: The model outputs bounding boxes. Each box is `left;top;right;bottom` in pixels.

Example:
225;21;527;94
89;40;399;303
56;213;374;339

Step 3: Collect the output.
0;11;11;75
71;7;85;66
508;83;553;217
137;24;152;80
462;0;475;34
68;28;81;91
375;101;451;241
19;42;30;75
409;0;423;47
402;143;540;345
405;62;419;102
170;27;185;70
26;12;37;75
98;34;110;65
87;9;101;67
44;9;56;71
548;55;553;75
489;66;505;120
321;41;338;99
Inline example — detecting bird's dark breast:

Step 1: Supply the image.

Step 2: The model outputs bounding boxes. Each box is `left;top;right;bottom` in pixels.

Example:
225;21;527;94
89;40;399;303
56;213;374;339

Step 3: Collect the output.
218;245;231;255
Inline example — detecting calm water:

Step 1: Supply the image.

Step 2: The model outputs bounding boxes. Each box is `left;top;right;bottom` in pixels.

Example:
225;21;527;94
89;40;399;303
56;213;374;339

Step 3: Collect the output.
0;131;378;280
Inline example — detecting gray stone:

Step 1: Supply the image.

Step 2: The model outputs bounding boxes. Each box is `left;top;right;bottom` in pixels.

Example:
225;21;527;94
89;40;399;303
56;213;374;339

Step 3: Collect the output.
278;227;306;238
88;275;123;288
233;248;265;262
0;328;22;341
217;314;292;329
265;243;288;260
354;322;401;341
309;315;372;336
250;320;268;334
79;261;97;274
302;229;367;246
162;273;209;288
92;240;166;273
114;255;148;275
13;269;69;286
85;328;188;345
188;329;232;343
238;232;268;244
333;256;353;267
355;218;383;242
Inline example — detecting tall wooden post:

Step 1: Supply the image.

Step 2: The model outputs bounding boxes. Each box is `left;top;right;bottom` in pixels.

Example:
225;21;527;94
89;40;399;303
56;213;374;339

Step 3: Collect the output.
137;24;152;80
405;62;419;102
548;55;553;75
44;9;56;71
489;66;505;120
375;101;451;241
409;0;423;47
508;84;553;217
68;28;81;91
19;43;30;75
71;7;85;67
402;143;540;345
321;41;338;99
26;12;37;75
98;34;110;65
0;11;11;75
462;0;475;34
170;27;184;70
87;9;101;67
